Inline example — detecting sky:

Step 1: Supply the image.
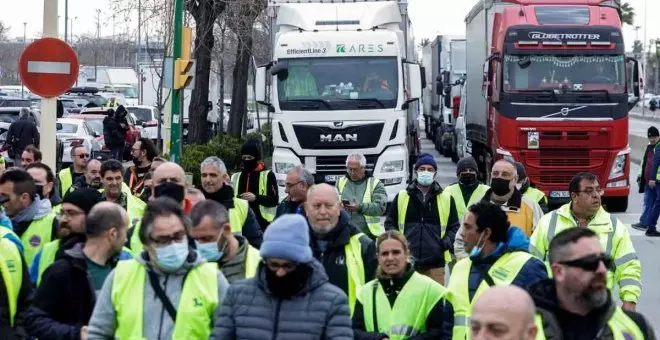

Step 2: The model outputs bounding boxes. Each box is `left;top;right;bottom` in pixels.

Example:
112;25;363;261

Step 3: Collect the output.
1;0;658;51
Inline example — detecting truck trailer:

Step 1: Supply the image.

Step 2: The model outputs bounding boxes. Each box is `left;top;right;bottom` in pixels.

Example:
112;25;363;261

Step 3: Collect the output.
465;0;643;211
255;0;423;201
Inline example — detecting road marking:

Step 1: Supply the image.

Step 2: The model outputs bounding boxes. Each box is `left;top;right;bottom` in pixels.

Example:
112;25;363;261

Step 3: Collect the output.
27;61;70;74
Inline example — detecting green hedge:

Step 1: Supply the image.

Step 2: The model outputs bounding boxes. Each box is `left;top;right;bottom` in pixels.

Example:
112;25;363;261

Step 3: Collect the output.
182;125;272;187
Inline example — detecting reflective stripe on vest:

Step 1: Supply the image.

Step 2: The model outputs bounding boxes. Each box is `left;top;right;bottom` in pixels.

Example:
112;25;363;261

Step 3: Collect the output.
36;239;60;286
0;235;23;326
19;214;56;266
111;260;218;339
447;252;532;340
346;233;366;317
396;190;451;262
523;187;547;205
359;272;447;340
58;168;73;198
244;244;261;278
337;176;383;238
535;306;645;340
230;198;249;234
129;221;143;254
230;171;276;223
444;183;489;219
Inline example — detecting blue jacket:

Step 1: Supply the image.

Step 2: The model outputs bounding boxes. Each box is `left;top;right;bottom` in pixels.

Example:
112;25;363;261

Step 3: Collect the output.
442;227;548;339
651;144;660;182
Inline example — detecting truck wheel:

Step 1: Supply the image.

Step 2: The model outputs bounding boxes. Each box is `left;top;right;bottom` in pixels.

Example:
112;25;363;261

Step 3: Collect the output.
451;135;459;163
434;128;443;152
604;197;628;213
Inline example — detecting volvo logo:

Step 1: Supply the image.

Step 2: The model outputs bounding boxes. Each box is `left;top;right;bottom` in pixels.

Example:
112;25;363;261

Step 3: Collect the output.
320;134;357;142
560;107;570;116
333;121;344;127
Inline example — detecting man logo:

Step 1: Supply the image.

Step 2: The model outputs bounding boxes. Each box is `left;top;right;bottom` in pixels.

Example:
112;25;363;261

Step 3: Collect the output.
333;121;344;128
320;134;357;143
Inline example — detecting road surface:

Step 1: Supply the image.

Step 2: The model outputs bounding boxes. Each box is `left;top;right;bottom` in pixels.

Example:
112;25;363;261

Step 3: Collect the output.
418;122;659;329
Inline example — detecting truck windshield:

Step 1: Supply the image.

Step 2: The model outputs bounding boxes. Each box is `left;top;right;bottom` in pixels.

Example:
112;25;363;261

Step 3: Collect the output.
503;55;625;94
277;57;398;110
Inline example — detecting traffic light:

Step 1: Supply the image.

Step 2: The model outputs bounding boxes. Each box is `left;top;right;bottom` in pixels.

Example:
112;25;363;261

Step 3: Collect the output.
174;59;194;90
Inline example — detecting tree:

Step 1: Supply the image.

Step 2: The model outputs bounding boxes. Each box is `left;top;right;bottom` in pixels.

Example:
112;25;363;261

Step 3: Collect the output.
632;40;643;54
418;38;430;48
620;2;634;26
186;0;226;144
0;21;9;41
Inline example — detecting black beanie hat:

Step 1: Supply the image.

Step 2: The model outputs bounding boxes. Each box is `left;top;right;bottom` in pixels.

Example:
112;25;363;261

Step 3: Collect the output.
456;157;478;175
240;140;262;160
648;126;659;138
62;188;103;214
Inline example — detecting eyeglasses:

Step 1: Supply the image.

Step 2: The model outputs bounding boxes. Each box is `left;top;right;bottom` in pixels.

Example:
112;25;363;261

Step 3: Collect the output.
347;167;363;173
76;154;89;159
285;180;302;189
58;209;84;218
559;254;613;272
264;260;298;272
150;230;187;246
576;187;604;196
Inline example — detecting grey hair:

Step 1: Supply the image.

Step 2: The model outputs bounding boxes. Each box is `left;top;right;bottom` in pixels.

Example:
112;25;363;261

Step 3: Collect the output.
345;153;367;168
190;200;229;229
19;108;30;120
187;187;204;197
290;165;314;186
200;156;227;174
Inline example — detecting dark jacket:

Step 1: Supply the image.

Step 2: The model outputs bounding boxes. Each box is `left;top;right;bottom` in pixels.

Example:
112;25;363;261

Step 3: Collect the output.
529;279;655;340
384;181;459;269
202;185;263;249
102;115;126;148
232;166;278;230
650;142;660;186
0;254;32;340
352;265;445;340
275;198;307;218
309;210;377;297
210;260;354;340
442;227;549;339
6;117;39;158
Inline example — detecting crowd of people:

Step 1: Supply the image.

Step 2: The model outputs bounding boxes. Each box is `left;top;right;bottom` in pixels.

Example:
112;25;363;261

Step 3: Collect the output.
0;135;654;339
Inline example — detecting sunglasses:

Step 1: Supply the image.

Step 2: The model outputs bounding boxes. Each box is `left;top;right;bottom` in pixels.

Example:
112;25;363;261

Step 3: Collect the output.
76;154;90;159
559;254;613;272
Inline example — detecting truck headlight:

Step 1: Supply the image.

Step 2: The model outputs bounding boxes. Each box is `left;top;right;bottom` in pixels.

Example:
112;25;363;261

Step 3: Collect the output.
608;148;629;180
274;162;296;174
381;160;404;173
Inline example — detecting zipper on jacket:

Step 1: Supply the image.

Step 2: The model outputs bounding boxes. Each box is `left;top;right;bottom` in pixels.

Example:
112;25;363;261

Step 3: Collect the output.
270;299;283;340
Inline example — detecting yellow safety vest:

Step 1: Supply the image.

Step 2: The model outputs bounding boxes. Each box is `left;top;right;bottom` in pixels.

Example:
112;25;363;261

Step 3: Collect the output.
523;187;548;205
230;171;276;223
99;189;146;227
446;252;533;340
345;233;367;317
358;272;447;339
443;183;489;220
337;176;383;238
244;244;261;278
0;229;23;327
58;168;73;198
534;306;645;340
396;190;452;263
19;213;56;266
111;260;218;339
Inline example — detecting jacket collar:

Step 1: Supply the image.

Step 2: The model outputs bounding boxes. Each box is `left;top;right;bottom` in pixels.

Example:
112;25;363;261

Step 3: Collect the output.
555;203;611;230
481;187;523;209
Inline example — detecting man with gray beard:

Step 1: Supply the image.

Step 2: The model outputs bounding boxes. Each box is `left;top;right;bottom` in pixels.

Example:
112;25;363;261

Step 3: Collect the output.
529;228;655;340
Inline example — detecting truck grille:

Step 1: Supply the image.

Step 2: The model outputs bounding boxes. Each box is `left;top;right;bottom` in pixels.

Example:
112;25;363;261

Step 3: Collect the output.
539;173;575;185
539;158;590;166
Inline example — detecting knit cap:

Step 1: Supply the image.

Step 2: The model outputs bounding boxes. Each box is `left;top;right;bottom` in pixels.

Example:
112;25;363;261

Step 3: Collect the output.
62;188;103;214
456;157;478;176
260;214;313;263
414;153;437;171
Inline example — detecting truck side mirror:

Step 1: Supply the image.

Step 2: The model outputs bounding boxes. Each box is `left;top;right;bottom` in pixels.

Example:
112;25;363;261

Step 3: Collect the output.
405;63;422;101
255;66;268;105
420;66;427;89
269;61;288;79
482;53;501;101
626;57;643;110
436;75;443;95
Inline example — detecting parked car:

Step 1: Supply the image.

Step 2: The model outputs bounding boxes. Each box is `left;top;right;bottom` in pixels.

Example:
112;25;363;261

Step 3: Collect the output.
73;108;142;160
56;118;104;166
126;105;162;142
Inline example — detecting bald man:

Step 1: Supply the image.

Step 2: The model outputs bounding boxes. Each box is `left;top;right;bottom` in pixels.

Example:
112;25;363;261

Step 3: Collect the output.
305;183;377;314
471;285;537;340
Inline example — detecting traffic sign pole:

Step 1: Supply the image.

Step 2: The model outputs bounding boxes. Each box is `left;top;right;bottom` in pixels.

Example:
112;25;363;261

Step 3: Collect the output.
169;0;183;163
41;0;58;170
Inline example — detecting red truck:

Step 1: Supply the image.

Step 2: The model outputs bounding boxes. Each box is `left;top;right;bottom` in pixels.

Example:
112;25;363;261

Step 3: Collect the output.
464;0;643;212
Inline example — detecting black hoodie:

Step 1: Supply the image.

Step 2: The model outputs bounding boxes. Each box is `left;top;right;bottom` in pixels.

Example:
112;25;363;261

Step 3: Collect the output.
528;279;655;340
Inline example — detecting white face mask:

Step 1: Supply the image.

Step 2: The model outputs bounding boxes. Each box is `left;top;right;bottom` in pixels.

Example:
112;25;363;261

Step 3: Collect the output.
417;171;435;186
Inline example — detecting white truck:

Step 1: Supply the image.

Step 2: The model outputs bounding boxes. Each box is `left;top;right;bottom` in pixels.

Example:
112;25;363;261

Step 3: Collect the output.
78;66;140;106
255;0;423;201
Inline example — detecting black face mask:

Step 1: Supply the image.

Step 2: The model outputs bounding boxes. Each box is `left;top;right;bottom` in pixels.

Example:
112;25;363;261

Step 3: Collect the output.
490;178;512;196
242;159;257;172
154;182;185;203
266;264;310;298
459;173;477;186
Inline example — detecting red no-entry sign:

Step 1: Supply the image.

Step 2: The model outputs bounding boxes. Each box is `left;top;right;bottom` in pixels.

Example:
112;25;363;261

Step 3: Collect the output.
19;37;79;98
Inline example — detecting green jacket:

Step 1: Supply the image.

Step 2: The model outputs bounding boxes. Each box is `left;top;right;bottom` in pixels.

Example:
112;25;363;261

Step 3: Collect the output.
336;174;387;238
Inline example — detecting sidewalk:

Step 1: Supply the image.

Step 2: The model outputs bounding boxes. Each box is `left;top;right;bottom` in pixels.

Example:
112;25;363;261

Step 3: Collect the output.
631;109;660;122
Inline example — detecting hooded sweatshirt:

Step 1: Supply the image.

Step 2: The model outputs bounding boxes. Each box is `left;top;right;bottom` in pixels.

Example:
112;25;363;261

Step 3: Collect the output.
86;248;230;340
12;198;57;241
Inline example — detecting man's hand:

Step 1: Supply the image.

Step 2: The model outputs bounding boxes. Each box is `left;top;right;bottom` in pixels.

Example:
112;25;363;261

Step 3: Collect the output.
622;301;636;312
344;203;359;212
80;326;88;340
649;180;656;189
240;192;256;202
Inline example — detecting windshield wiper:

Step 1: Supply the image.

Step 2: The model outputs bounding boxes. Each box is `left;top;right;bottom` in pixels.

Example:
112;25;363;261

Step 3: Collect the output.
286;99;332;109
332;98;386;108
562;89;611;102
512;89;558;100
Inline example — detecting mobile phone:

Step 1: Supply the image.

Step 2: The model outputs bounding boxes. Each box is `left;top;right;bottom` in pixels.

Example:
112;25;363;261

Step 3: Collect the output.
341;200;351;205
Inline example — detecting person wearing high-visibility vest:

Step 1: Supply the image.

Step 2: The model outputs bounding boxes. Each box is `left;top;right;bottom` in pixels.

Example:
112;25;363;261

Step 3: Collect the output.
67;158;103;195
0;169;58;266
336;153;387;240
87;197;230;339
99;160;146;227
444;201;548;340
529;227;655;339
200;156;263;249
470;285;538;340
632;126;660;233
444;157;490;222
306;183;377;316
230;140;278;231
124;138;158;198
530;172;643;313
190;199;261;284
275;165;313;218
514;161;549;214
384;153;460;285
26;163;62;214
0;226;32;338
24;202;133;340
57;145;89;198
353;230;448;339
30;188;104;285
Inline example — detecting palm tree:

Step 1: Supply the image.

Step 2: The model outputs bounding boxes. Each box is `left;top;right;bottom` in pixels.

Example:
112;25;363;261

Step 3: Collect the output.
620;2;635;26
418;38;431;49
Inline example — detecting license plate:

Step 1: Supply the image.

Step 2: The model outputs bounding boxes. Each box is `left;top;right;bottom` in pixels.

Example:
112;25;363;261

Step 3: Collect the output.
549;191;570;198
324;175;340;183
